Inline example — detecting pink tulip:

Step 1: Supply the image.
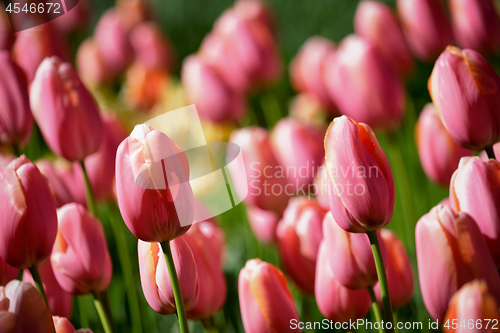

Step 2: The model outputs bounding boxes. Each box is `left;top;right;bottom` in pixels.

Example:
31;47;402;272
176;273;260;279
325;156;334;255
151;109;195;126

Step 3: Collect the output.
246;205;280;244
324;116;395;232
443;280;500;333
182;55;246;123
415;204;500;321
76;38;113;87
276;197;326;294
374;230;414;309
354;1;413;75
397;0;454;61
30;57;104;162
51;203;112;295
53;316;76;333
0;4;14;51
315;241;371;322
0;257;18;287
1;280;53;333
312;162;329;211
115;124;194;242
184;220;227;319
0;155;57;268
238;259;299;333
233;0;276;34
116;0;150;31
0;153;14;167
428;46;500;150
52;0;89;35
138;238;199;314
130;22;174;70
325;35;405;130
0;51;32;149
23;260;72;318
449;0;500;54
289;37;337;111
322;212;380;289
450;156;500;267
416;103;472;186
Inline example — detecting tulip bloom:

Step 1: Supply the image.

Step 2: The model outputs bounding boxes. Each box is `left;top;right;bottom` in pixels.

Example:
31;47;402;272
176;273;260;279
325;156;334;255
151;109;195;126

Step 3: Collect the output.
54;316;93;333
397;0;454;61
449;0;500;54
115;124;194;242
0;52;33;149
324;116;395;232
239;259;299;333
416;103;472;186
416;204;500;321
450;156;500;267
325;35;405;131
30;57;104;162
443;280;500;333
246;205;280;244
0;257;18;287
0;156;57;268
276;197;326;294
130;22;174;70
315;241;371;322
354;1;412;75
138;238;199;314
428;46;500;150
76;38;113;87
51;203;112;295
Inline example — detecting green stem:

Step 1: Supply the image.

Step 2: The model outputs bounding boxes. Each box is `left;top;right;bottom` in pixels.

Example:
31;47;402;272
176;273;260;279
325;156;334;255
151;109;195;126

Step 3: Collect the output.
80;160;97;217
161;240;190;333
92;290;114;333
486;145;496;160
367;231;394;333
12;144;20;157
28;266;49;308
201;318;218;333
393;311;400;333
367;286;384;333
78;296;89;328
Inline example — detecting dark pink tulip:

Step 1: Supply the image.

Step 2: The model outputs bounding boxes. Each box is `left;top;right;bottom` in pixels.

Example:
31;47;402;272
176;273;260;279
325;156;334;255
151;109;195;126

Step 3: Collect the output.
355;1;413;75
0;4;14;51
30;57;103;162
76;38;113;87
116;124;194;242
238;259;299;333
415;204;500;321
429;46;500;150
229;127;290;214
450;156;500;267
324;116;395;232
130;22;174;70
0;155;57;268
322;212;380;289
51;203;112;295
276;197;326;294
416;103;472;186
450;0;500;54
315;241;371;322
138;238;199;314
397;0;454;61
289;37;337;111
270;118;325;193
325;35;405;130
0;257;18;287
182;55;246;123
23;260;72;318
0;51;32;149
246;205;280;244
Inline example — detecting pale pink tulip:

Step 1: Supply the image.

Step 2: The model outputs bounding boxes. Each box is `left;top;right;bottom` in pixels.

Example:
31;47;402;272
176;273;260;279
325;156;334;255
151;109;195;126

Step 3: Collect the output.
246;205;280;244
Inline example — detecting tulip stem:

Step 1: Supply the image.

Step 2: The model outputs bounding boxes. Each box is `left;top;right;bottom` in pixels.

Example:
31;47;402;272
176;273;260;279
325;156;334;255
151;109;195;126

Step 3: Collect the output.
367;231;394;333
202;317;218;333
161;240;190;333
80;160;97;217
28;266;49;308
486;145;496;160
77;296;89;328
92;290;114;333
367;286;384;333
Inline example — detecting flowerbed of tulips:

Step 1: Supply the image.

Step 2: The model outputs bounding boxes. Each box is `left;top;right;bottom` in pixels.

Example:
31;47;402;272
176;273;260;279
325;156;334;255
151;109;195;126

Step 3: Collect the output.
2;0;500;332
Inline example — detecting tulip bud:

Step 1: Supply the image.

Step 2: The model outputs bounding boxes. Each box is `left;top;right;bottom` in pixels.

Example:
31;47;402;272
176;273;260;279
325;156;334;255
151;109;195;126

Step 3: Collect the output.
322;212;380;289
138;238;199;314
130;22;174;70
354;1;413;75
416;103;472;186
76;38;113;87
428;46;500;150
0;156;57;268
276;197;326;294
324;116;395;232
115;124;194;242
397;0;454;61
325;35;405;131
246;205;280;244
289;37;337;111
182;55;246;123
315;241;371;322
449;0;500;54
51;203;113;295
53;316;77;333
416;204;500;321
30;57;104;162
0;51;33;149
443;280;500;333
450;156;500;267
0;257;18;287
238;259;299;333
